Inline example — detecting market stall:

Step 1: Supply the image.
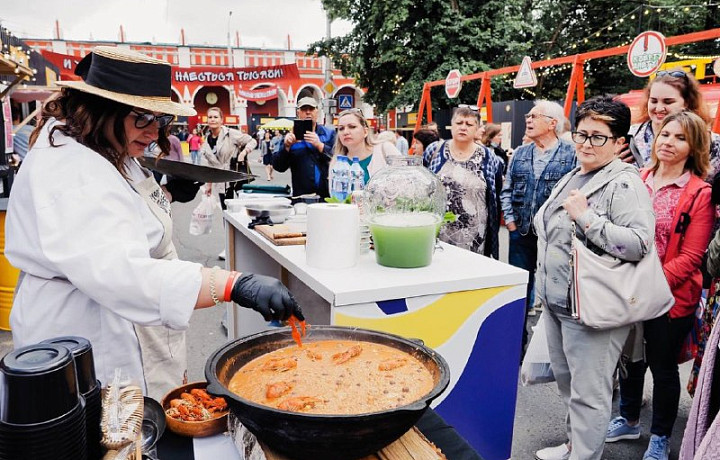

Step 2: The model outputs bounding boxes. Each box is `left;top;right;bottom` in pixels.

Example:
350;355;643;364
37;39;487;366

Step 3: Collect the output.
223;210;528;460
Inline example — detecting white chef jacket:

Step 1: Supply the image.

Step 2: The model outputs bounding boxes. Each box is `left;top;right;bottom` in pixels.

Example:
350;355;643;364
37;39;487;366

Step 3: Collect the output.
5;119;202;391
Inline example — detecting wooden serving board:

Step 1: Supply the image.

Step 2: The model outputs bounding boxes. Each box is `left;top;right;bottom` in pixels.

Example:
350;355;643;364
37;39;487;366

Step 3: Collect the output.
261;427;446;460
254;224;306;246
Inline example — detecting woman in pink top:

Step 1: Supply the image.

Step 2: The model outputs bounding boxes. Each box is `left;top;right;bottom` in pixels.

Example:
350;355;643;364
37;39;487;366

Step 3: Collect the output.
187;127;203;165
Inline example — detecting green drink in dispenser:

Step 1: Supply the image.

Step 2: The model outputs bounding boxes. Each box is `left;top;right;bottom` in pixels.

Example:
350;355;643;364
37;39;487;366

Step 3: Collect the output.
365;156;446;268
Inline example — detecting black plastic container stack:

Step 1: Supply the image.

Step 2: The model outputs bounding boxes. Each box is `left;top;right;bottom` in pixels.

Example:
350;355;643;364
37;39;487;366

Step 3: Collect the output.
0;344;87;460
41;336;102;460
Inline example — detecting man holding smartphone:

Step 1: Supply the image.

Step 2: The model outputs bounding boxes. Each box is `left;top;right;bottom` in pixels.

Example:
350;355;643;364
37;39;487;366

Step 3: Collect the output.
272;97;336;198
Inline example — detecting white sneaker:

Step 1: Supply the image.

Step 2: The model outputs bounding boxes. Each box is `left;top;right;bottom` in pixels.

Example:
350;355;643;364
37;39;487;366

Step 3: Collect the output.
535;443;570;460
218;250;226;260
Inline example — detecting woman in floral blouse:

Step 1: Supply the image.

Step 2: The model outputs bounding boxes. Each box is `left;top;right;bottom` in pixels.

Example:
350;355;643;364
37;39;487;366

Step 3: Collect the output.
422;106;504;258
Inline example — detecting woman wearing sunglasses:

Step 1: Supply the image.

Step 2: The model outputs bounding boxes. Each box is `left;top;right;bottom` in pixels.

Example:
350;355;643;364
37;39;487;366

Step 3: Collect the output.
623;68;719;176
5;47;303;401
606;111;715;460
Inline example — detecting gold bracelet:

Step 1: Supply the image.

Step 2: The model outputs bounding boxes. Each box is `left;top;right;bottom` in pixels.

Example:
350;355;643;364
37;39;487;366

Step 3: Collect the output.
209;266;221;307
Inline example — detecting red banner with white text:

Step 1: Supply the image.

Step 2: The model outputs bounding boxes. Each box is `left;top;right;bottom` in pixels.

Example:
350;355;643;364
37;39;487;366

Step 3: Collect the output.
172;64;299;85
40;50;81;80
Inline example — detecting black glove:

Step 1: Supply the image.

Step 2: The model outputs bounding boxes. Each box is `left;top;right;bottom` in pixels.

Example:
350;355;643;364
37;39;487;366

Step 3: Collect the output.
231;273;304;322
164;177;203;203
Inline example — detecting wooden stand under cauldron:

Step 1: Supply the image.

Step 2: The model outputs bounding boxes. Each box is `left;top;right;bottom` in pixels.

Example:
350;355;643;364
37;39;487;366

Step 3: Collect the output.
261;426;446;460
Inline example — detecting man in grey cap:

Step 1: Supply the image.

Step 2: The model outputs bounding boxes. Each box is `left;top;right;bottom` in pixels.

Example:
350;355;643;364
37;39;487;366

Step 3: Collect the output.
272;96;336;197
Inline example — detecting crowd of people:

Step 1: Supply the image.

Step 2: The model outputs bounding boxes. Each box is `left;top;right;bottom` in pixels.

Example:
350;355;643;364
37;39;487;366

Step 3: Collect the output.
204;73;720;459
509;73;718;460
401;69;719;460
8;42;720;460
152;74;720;460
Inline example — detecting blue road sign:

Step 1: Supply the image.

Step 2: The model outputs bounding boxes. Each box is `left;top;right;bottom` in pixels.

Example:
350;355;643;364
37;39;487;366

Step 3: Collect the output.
338;94;354;110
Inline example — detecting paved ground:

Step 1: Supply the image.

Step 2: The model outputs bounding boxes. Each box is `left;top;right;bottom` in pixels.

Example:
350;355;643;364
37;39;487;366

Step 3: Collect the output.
0;149;693;459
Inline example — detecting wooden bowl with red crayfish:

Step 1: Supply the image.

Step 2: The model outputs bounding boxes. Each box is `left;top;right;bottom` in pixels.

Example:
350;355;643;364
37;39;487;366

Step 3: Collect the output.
161;381;229;437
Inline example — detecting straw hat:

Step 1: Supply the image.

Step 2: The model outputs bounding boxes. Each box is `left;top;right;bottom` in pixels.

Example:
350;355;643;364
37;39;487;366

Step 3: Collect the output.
56;46;196;117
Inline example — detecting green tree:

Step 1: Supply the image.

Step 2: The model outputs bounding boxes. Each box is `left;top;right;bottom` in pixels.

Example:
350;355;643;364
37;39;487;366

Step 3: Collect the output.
313;0;719;113
513;0;719;101
311;0;532;113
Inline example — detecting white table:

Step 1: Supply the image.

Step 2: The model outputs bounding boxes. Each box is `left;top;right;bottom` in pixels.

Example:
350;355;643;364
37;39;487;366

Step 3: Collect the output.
223;211;528;460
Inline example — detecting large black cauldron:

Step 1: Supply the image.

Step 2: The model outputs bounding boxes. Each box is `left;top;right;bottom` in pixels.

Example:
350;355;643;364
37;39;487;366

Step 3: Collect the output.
205;325;450;460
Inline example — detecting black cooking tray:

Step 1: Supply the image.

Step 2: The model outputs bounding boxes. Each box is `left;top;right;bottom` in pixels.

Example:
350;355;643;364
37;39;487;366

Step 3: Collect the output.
137;157;256;183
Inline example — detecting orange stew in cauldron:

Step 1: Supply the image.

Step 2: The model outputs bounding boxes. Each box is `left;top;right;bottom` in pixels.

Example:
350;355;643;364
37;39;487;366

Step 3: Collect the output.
228;340;435;415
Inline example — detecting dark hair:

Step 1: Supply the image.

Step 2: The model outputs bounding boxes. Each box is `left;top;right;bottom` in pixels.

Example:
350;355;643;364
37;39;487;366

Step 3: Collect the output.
413;128;440;151
36;88;170;176
637;68;710;124
574;95;631;139
650;111;710;178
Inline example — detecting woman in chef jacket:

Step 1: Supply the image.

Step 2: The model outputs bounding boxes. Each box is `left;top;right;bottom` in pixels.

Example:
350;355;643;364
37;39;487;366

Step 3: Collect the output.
5;46;303;400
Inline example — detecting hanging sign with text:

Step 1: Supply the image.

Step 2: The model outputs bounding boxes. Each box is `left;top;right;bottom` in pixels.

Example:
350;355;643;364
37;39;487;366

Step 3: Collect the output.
627;31;667;77
172;64;300;85
514;56;538;88
445;69;463;99
237;86;279;101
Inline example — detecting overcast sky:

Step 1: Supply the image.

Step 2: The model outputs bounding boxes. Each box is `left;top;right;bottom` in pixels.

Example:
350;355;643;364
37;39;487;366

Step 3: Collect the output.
0;0;353;50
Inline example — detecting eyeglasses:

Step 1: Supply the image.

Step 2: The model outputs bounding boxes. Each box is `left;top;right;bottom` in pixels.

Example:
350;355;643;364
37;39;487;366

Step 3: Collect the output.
131;110;175;129
458;104;479;112
524;113;554;121
656;70;688;80
571;131;616;147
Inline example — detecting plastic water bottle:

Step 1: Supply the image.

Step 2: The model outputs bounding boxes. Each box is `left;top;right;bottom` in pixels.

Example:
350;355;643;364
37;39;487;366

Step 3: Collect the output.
350;156;365;192
330;156;350;201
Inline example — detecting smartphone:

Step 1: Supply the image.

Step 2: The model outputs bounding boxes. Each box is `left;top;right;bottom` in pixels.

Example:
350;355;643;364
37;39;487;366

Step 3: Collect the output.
293;119;313;140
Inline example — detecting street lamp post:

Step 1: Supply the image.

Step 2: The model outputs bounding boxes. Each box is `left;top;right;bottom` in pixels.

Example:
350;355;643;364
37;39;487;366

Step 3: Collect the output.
323;11;333;125
227;11;234;68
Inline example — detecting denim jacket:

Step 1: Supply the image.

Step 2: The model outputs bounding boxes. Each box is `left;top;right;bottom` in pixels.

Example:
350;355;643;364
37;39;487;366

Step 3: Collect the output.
500;139;576;235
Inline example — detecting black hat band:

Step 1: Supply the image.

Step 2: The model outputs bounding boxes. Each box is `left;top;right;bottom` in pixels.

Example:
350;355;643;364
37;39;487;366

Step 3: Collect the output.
75;52;171;98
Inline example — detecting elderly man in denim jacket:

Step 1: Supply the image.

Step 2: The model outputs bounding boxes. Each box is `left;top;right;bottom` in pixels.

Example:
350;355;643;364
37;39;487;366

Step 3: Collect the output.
500;100;577;352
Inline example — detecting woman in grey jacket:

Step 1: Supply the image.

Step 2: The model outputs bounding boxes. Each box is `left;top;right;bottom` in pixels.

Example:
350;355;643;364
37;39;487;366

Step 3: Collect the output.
533;96;655;460
199;106;257;208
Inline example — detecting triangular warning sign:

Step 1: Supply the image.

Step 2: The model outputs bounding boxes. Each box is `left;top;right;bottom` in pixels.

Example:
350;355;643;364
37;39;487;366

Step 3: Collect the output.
514;56;538;89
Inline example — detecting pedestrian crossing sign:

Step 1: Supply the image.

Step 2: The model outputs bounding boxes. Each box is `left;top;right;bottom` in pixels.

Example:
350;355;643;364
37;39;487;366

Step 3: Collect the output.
338;95;354;110
514;56;538;88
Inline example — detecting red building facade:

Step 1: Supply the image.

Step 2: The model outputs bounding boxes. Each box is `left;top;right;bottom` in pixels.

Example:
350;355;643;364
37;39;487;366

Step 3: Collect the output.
25;39;367;132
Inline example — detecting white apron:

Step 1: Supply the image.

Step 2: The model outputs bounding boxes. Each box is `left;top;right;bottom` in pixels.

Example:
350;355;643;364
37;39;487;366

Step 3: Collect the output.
131;172;188;401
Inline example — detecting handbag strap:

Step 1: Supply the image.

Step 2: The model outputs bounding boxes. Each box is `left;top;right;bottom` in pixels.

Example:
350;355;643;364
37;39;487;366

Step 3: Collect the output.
676;187;702;237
